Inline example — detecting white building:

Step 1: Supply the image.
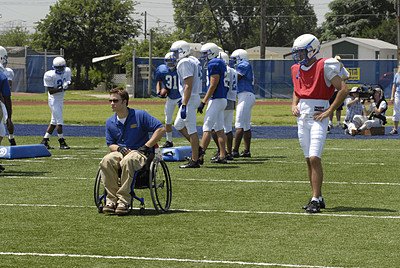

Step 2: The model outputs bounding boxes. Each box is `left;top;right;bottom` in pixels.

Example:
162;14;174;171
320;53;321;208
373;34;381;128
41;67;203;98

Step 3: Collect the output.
319;36;397;60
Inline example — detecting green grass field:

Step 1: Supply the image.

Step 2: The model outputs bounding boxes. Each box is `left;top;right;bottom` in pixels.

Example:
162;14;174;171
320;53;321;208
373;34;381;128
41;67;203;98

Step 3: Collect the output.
1;134;400;267
2;91;400;267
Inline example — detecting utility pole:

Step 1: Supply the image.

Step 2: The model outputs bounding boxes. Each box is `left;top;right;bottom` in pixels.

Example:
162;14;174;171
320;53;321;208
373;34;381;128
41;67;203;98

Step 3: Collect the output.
260;0;266;59
397;0;400;64
147;29;153;97
143;11;147;40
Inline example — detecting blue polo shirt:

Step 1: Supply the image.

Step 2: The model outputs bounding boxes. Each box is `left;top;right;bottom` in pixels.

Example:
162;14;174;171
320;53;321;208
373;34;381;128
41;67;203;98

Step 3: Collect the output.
154;64;181;100
0;72;11;97
105;108;163;150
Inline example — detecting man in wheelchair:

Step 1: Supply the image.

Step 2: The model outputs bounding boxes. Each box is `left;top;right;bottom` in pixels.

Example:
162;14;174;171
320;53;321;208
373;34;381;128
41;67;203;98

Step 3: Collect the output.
100;88;165;215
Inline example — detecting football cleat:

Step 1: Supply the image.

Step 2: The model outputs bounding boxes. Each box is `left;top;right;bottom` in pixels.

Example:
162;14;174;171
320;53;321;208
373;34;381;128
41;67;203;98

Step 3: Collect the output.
210;150;219;161
231;151;240;158
210;156;227;164
179;159;200;168
303;198;325;210
41;138;53;149
225;153;234;161
162;140;174;148
58;138;70;149
8;138;16;146
240;151;251;157
304;200;321;213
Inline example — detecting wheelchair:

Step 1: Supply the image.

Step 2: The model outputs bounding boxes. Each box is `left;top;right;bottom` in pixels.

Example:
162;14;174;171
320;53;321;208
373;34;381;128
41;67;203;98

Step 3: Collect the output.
93;151;172;215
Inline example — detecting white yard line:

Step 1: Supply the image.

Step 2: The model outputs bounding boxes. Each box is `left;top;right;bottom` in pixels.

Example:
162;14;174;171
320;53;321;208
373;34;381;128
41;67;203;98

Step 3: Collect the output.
175;178;400;186
0;251;346;268
2;203;400;220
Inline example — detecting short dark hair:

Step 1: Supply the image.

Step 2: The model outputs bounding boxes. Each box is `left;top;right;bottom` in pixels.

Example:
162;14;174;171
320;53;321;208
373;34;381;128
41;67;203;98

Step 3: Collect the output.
109;87;129;106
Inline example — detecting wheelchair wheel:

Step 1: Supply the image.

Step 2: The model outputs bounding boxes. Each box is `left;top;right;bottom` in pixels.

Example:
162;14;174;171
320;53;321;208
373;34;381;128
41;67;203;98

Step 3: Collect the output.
93;169;106;213
149;160;172;213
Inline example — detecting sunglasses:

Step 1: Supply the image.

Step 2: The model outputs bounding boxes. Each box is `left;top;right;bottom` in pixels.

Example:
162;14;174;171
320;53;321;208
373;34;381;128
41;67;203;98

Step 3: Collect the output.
109;99;121;103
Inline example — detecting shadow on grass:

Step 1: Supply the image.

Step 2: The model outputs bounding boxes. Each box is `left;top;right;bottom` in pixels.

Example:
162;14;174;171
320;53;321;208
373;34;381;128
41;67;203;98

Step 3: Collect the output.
0;170;50;177
326;206;397;213
230;155;287;165
116;208;189;217
204;165;241;169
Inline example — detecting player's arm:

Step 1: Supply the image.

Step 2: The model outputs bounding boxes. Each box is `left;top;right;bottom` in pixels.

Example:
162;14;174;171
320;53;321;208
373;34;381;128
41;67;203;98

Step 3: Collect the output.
47;86;63;94
291;91;300;117
181;76;193;105
144;127;166;148
329;77;350;111
202;74;219;103
3;95;12;118
156;81;162;95
391;79;396;102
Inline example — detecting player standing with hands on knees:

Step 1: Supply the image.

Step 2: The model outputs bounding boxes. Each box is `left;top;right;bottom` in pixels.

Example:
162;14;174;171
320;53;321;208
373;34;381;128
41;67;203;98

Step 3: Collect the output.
170;40;203;168
291;34;350;213
41;56;71;150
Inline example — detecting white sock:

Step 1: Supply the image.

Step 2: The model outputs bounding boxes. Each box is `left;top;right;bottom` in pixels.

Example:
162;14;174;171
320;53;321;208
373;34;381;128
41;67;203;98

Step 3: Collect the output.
166;132;172;142
311;197;319;202
44;133;51;139
8;134;14;139
58;134;64;139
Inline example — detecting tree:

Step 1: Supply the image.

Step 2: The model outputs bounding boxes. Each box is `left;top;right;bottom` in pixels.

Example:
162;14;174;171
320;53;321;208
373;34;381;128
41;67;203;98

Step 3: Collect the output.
172;0;317;52
320;0;396;42
0;26;32;46
117;26;179;75
34;0;140;89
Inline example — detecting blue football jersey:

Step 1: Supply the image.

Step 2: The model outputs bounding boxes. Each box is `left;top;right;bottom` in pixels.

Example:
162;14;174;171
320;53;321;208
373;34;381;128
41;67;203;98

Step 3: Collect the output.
207;58;228;99
154;64;181;99
236;61;254;94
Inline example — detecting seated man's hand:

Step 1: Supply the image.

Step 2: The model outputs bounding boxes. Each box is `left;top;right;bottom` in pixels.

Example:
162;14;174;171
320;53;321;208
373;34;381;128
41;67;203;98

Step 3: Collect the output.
138;145;152;157
117;146;131;157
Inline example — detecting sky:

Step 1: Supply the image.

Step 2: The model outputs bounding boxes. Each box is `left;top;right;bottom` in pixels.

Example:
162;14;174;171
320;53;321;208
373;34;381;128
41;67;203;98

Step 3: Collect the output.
0;0;331;37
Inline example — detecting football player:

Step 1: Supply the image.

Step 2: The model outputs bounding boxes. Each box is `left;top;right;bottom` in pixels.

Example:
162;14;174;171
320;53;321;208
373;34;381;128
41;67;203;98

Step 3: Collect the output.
41;56;72;150
170;40;203;168
218;51;237;160
154;52;181;148
198;43;228;163
230;49;255;158
0;46;16;146
291;34;350;213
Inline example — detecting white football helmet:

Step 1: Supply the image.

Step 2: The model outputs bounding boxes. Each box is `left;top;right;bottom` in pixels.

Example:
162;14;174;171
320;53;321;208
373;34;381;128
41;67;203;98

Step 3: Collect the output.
292;34;320;66
200;42;221;61
164;52;177;70
170;40;191;62
230;49;248;67
218;51;229;65
53;56;66;74
0;46;8;67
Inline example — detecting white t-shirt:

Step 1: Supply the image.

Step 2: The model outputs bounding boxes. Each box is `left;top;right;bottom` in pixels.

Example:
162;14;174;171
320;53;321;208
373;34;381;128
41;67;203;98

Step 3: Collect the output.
176;56;202;97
